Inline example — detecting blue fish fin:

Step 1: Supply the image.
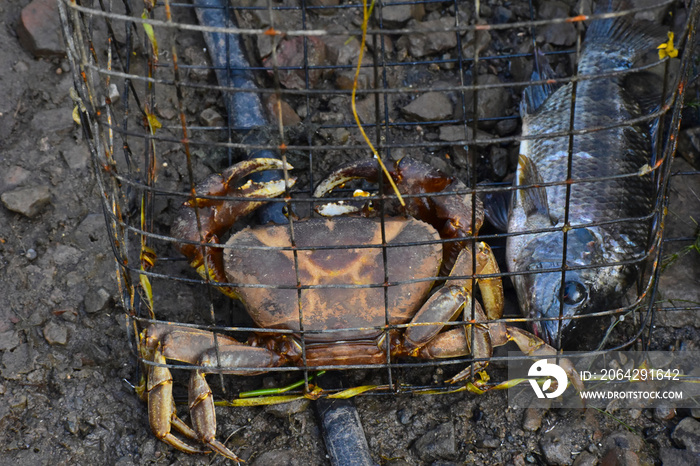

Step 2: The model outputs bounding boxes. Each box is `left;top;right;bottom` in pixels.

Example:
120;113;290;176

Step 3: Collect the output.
580;17;666;72
521;49;557;117
515;155;556;225
483;189;510;232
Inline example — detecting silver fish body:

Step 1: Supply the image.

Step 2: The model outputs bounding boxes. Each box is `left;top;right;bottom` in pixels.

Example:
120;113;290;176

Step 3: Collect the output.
506;18;665;347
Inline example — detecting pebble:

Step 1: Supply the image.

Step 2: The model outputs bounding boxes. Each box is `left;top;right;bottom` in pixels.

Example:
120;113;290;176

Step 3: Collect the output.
25;248;38;260
183;46;211;81
495;118;518;136
380;3;424;27
600;447;641;466
30;107;76;137
1;185;51;217
1;343;35;379
406;18;458;58
13;61;29;73
264;36;327;90
678;126;700;169
572;450;597;466
43;320;69;346
265;398;310;418
402;92;453;122
251;449;303;466
1;165;31;191
602;429;643;453
72;213;105;246
537;1;577;47
672;417;700;453
265;94;301;126
322;26;361;66
659;447;700;465
412;421;457;462
84;287;112;314
200;107;224;127
16;0;66;58
654;404;677;421
0;330;20;352
489;146;509;178
61;143;90;170
465;74;511;130
522;407;544;432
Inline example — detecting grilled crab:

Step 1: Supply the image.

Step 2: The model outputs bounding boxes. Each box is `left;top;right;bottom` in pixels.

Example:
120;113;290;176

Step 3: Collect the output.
140;157;582;461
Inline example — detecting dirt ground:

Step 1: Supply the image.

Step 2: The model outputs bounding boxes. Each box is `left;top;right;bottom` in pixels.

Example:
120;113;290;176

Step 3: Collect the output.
1;0;700;465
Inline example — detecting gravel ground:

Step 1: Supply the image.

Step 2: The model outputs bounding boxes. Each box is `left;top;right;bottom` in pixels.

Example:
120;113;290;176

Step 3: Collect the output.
1;0;700;465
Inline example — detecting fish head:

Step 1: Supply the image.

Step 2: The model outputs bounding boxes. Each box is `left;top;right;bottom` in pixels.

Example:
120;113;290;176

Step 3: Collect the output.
511;228;611;348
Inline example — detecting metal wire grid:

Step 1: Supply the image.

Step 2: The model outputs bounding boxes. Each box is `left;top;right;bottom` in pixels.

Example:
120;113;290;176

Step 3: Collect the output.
58;0;698;396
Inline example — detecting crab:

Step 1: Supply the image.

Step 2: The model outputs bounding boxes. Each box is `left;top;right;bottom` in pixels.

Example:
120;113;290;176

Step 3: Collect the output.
140;157;583;461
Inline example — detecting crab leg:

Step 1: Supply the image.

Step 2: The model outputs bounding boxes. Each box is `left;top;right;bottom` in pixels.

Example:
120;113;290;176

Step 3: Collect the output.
140;324;284;461
447;242;503;320
171;159;296;295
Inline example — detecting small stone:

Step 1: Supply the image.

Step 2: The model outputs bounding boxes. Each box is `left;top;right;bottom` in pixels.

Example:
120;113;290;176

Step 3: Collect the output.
43;321;69;346
380;3;424;27
600;447;641;466
489;146;509;178
672;417;700;453
654;405;677;421
251;449;303;466
1;343;34;379
1;165;31;191
412;422;457;462
13;61;29;73
200;108;224;127
72;213;105;246
66;412;80;435
476;436;500;449
183;46;211;81
30;107;75;136
495;118;518;136
572;450;597;466
9;394;28;411
265;94;301;126
678;126;700;169
603;429;643;453
0;330;20;352
265;398;310;418
25;248;38;260
107;83;120;105
659;447;700;465
16;0;66;58
402;92;453;122
1;185;51;217
406;18;458;58
264;36;327;90
306;0;339;15
397;408;412;425
522;407;544;432
84;287;112;314
61;143;90;170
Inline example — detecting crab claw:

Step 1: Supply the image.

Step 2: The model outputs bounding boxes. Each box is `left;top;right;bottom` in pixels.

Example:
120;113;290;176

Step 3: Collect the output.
171;158;296;290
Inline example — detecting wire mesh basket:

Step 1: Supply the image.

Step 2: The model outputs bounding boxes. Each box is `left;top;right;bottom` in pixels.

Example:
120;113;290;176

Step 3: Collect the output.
58;0;699;459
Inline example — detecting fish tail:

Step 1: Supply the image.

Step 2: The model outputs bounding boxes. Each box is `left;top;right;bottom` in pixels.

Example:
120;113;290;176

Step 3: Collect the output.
579;17;665;73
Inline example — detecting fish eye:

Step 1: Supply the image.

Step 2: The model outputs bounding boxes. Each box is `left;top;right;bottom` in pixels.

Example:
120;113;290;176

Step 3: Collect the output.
561;281;587;306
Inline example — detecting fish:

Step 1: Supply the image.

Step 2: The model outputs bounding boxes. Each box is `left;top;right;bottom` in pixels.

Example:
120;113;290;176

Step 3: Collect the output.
506;17;667;348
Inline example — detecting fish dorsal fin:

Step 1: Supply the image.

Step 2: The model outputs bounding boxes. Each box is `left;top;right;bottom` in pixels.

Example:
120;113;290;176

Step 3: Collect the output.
521;49;557;116
515;155;555;225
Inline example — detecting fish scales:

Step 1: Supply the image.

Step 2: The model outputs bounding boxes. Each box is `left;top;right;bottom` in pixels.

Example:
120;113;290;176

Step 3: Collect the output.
506;17;666;347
